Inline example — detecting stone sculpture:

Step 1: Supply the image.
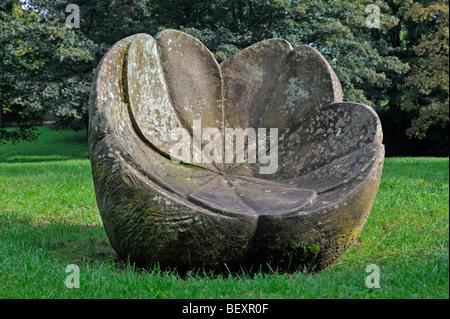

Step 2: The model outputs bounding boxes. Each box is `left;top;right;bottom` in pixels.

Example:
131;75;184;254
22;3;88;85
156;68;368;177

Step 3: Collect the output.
89;30;384;272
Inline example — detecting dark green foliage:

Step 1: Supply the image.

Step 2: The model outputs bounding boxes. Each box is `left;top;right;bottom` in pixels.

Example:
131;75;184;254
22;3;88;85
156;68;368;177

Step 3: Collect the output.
0;0;448;155
0;0;100;142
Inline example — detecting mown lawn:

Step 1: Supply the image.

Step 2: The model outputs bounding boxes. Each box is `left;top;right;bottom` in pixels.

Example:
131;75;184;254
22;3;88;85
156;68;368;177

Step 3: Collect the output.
0;127;448;299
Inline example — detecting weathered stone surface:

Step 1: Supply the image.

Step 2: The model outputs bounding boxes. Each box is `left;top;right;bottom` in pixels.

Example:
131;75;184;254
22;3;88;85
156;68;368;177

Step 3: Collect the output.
126;33;183;156
89;30;385;272
221;38;294;131
156;30;224;172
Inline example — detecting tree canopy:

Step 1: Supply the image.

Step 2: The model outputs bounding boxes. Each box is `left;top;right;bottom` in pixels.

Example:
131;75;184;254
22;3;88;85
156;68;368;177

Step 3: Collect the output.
0;0;448;155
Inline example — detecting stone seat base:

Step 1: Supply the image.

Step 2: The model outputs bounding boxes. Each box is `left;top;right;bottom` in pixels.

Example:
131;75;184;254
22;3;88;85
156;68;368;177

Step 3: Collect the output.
189;176;318;216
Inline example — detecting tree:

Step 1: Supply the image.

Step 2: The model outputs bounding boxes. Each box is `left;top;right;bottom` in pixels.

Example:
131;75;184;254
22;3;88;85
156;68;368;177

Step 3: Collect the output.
1;0;448;155
401;0;449;139
0;0;99;143
373;0;449;155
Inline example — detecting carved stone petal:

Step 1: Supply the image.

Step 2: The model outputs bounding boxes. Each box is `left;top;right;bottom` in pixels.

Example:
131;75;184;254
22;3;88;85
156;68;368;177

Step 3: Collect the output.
275;102;383;179
220;39;293;173
285;142;382;194
156;30;224;147
89;34;217;198
126;33;184;156
230;102;382;181
221;38;293;130
89;36;135;155
258;45;343;135
221;42;343;173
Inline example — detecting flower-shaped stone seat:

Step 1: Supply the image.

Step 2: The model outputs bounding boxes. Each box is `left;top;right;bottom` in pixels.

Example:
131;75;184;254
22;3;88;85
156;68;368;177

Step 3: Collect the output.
89;30;385;271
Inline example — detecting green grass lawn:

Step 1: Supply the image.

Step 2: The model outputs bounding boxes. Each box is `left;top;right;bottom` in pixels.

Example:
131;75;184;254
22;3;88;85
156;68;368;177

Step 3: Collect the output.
0;127;448;298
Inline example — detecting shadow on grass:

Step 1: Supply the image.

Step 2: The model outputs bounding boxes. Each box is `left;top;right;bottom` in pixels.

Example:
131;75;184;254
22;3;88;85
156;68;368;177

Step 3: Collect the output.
0;212;316;279
0;212;115;264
